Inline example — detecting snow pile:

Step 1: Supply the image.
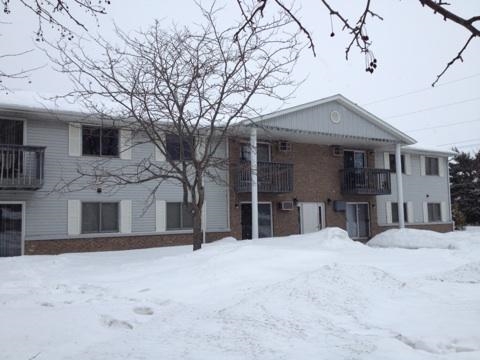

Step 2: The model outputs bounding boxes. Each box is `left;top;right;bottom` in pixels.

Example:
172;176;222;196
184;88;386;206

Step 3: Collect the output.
367;228;480;250
1;228;480;359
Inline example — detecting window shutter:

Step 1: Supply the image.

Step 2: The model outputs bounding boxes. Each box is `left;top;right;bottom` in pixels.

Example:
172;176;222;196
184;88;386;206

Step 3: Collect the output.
438;157;446;177
120;200;132;233
406;201;414;223
386;201;393;224
154;132;166;161
68;123;81;156
423;202;429;223
441;201;448;222
420;156;426;176
120;129;132;160
67;200;81;235
383;152;390;170
404;154;412;175
156;200;166;232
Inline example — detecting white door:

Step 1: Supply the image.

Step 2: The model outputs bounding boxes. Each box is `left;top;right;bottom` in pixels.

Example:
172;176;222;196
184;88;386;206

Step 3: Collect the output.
299;202;325;234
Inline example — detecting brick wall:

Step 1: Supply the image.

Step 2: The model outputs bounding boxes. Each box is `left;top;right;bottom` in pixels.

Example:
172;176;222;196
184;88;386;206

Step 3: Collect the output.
25;232;230;255
228;138;378;239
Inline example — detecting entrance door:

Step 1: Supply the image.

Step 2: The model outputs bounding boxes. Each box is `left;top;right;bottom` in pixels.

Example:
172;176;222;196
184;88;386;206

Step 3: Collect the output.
299;202;325;234
0;203;23;256
241;203;272;239
346;203;370;239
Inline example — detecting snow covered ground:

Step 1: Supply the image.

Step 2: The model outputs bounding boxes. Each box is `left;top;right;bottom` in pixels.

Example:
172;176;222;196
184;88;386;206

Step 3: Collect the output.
1;228;480;360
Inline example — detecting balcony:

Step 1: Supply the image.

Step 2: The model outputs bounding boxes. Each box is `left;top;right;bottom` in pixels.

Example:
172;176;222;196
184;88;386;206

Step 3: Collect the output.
235;161;293;193
0;145;46;190
340;168;391;195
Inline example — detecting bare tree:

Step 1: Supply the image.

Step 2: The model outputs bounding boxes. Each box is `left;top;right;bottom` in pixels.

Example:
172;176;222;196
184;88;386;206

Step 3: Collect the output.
50;6;300;250
1;0;110;89
235;0;479;86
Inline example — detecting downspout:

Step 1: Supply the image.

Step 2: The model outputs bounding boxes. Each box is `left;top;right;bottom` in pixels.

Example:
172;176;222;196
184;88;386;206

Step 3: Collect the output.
251;127;259;239
395;143;405;229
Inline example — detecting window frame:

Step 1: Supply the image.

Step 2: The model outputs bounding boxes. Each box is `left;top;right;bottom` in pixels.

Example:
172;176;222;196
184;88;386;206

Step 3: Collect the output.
240;142;271;163
166;202;194;231
391;202;408;224
427;202;442;222
81;202;119;234
425;157;439;176
165;134;193;161
388;154;406;174
343;150;367;169
81;125;120;158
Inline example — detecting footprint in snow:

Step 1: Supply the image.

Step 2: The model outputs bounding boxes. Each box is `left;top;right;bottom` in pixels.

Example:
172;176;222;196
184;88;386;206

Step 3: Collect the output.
133;306;154;315
100;315;134;330
40;302;54;307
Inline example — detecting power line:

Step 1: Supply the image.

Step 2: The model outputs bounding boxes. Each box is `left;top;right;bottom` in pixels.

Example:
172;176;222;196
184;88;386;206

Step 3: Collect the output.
384;96;480;120
362;73;480;106
406;117;480;133
436;137;480;147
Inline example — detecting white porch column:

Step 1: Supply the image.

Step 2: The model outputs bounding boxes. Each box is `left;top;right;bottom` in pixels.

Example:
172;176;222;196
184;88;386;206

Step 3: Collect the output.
250;127;259;239
395;143;405;229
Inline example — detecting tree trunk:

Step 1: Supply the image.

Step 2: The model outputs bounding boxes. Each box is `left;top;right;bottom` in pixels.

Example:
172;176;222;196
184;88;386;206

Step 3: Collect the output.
192;210;203;251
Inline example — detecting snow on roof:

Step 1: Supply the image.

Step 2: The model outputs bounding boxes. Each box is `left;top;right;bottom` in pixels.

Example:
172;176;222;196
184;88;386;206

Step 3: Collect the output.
402;145;457;157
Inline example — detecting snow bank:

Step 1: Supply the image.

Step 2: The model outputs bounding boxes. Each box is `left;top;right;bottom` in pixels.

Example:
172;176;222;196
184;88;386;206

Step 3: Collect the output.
367;228;480;250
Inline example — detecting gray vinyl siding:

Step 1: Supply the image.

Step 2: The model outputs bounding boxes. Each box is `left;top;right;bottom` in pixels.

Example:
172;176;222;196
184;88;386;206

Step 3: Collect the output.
262;101;398;142
0;114;229;240
375;151;451;225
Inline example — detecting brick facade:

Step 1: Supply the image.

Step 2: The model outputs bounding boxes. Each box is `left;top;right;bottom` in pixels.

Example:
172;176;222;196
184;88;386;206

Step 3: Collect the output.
25;232;230;255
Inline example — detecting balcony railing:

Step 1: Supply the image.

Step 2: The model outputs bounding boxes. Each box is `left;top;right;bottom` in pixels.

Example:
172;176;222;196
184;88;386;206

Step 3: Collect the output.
0;145;46;190
235;161;293;193
340;168;391;195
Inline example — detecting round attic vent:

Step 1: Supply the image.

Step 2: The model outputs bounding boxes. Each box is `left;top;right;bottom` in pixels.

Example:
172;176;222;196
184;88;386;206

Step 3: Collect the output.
330;110;341;124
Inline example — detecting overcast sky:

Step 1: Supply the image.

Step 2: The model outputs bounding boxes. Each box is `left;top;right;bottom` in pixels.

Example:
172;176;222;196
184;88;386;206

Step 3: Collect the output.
1;0;479;152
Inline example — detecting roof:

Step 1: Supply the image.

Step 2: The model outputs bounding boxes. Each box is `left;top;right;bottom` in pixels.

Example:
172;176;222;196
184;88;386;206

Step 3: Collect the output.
402;145;457;157
244;94;416;145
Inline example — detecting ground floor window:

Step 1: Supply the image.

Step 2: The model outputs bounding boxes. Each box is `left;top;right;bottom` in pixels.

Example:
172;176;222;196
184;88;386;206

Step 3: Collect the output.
82;202;119;234
427;203;441;222
391;202;407;223
240;203;272;239
166;202;193;230
0;203;22;257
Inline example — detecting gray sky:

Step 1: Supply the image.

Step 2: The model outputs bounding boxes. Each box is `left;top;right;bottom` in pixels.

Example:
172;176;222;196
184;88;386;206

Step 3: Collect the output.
1;0;479;152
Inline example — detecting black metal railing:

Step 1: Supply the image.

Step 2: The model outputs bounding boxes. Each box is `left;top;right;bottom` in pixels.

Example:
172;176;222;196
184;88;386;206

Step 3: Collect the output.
340;168;391;195
0;145;46;190
235;161;293;193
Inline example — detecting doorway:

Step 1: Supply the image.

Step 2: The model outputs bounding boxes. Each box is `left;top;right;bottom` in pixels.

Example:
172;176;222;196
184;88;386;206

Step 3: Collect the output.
299;202;325;234
241;203;272;239
346;203;370;239
0;203;24;257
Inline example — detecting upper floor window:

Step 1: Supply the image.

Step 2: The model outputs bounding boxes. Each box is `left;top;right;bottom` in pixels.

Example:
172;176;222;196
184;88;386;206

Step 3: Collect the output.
389;154;405;173
166;202;193;230
82;126;119;157
344;150;366;169
81;202;119;234
166;134;192;161
0;119;23;145
427;203;441;222
425;157;439;175
240;143;271;162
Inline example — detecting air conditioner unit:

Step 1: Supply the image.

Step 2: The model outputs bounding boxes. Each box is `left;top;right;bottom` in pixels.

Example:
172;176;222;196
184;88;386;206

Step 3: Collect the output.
278;140;292;152
279;201;294;211
331;145;343;157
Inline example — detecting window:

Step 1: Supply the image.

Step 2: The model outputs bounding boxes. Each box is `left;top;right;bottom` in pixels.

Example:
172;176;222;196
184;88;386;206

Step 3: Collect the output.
428;203;441;222
82;126;119;157
166;134;192;161
240;143;271;162
389;154;405;173
344;150;366;169
81;202;119;233
0;119;23;145
391;202;407;223
166;202;193;230
425;157;439;175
